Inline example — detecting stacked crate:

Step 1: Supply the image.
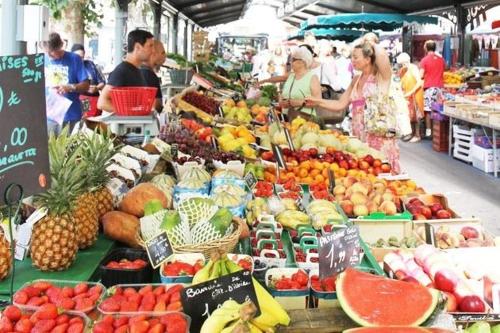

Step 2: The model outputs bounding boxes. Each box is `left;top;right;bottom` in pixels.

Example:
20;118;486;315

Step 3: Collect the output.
432;111;449;152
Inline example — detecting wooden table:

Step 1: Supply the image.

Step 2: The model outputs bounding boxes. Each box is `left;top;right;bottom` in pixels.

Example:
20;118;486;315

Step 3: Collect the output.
277;308;358;332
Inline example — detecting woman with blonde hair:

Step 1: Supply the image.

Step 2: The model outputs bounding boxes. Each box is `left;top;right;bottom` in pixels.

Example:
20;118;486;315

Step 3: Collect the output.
306;35;401;174
397;52;424;142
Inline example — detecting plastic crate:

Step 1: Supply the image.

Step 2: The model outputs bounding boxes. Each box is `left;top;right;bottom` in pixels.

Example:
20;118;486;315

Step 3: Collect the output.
100;248;153;287
452;125;475;163
110;87;157;116
80;95;100;117
168;69;193;85
94;312;191;333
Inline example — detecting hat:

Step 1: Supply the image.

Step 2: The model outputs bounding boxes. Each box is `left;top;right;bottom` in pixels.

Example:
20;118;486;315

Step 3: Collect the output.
396;52;411;64
71;44;85;52
291;46;313;68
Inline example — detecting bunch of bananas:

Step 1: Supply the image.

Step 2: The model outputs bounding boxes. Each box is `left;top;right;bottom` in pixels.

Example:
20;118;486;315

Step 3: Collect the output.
194;255;290;332
201;300;262;333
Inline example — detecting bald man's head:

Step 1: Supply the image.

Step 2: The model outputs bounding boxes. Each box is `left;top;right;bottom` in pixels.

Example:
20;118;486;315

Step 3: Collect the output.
152;40;166;68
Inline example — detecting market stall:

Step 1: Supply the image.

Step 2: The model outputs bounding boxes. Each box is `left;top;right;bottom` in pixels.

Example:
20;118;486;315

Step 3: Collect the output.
0;49;499;333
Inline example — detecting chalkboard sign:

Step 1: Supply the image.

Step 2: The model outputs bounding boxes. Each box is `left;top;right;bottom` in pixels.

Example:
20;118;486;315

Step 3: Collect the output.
284;127;294;151
425;223;436;246
271;144;286;169
0;54;50;204
145;231;173;268
319;226;361;279
181;270;260;333
244;171;257;190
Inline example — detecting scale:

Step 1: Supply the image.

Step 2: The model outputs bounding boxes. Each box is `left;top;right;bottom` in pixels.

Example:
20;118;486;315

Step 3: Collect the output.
103;114;160;137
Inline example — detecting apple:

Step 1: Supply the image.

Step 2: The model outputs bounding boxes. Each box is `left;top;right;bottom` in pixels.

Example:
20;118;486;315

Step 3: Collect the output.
363;154;374;166
414;214;427;220
348;160;359;169
380;163;391;173
308;148;318;157
458;295;486;313
339;160;349;170
460;226;479;240
282;148;292;156
436;209;452;219
367;167;374;175
373;159;382;167
408;198;424;206
434;269;459;292
444;292;458;312
373;166;382;176
359;160;370;170
430;203;443;214
353;204;369;217
340;200;354;216
420;206;432;219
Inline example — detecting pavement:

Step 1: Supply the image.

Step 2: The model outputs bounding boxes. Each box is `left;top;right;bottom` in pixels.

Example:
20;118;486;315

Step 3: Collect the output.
399;139;500;234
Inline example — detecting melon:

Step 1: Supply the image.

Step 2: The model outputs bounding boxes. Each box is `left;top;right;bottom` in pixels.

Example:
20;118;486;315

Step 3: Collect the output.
337;268;439;327
344;328;454;333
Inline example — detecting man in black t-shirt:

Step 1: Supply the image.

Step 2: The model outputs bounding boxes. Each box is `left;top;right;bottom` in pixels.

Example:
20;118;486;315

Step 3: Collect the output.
140;40;166;112
98;29;154;112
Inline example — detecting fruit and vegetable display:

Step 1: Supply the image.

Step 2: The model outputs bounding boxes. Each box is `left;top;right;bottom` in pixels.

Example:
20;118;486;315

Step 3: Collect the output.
2;72;499;333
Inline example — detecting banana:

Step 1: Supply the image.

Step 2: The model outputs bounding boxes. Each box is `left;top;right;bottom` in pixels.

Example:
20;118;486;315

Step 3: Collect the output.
200;300;242;333
224;260;290;327
192;259;214;284
220;321;240;333
220;259;229;276
251;313;278;332
247;321;264;333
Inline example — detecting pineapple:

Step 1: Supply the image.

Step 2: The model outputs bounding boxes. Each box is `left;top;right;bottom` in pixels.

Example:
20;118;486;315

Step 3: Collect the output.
31;128;84;271
0;229;12;280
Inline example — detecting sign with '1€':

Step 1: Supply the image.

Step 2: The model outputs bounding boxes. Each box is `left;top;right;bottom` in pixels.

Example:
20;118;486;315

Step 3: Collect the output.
0;54;50;203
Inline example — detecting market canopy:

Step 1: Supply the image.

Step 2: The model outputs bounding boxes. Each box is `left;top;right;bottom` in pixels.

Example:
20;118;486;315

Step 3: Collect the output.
493;20;500;30
288;28;364;42
300;13;438;31
166;0;248;27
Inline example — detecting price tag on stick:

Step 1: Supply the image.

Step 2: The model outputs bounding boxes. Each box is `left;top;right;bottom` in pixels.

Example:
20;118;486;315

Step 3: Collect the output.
170;143;179;160
328;169;335;193
181;270;260;333
271;144;286;169
244;171;258;190
217;105;224;118
319;226;361;279
145;231;173;269
424;223;436;246
284;127;295;151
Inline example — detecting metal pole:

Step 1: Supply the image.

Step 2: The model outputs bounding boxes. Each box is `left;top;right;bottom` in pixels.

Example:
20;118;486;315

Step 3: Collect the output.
1;0;20;55
151;0;162;39
183;20;188;57
114;0;129;67
172;13;179;54
455;4;466;66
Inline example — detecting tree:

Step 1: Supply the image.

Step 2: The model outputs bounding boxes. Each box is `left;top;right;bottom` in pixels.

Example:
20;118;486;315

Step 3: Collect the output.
31;0;104;45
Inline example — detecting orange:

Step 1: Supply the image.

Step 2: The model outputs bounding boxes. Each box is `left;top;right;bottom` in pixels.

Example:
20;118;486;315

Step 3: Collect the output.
300;161;312;171
330;163;339;172
310;169;320;177
347;169;358;177
313;160;324;171
314;174;325;182
302;176;313;185
322;162;330;169
286;172;295;180
298;168;308;178
338;168;347;177
288;160;299;167
321;168;329;179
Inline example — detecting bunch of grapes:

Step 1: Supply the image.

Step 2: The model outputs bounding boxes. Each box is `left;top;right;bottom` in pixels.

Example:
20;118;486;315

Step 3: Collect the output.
182;92;220;115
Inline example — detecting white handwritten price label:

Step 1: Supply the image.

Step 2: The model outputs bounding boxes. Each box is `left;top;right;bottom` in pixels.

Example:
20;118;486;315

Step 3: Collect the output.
319;226;361;279
0;53;50;204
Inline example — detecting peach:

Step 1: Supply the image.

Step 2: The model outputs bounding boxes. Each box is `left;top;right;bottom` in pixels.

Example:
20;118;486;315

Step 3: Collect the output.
350;192;368;205
351;182;369;196
353;204;369;217
379;201;397;215
340;200;354;216
333;184;346;195
367;201;379;214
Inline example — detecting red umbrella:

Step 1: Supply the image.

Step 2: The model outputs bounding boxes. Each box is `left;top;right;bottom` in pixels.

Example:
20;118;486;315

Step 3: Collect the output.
493;20;500;29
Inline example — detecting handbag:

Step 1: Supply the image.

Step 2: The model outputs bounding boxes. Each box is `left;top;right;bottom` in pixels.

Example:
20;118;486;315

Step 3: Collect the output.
391;77;412;137
363;78;398;138
319;64;335;100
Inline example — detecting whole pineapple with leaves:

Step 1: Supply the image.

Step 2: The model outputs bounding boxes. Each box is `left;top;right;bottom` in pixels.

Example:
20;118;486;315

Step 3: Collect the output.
31;128;84;271
75;131;117;249
0;227;12;280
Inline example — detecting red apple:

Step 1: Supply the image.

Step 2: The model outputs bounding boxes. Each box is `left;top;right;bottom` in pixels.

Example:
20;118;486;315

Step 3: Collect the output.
459;295;486;313
444;292;458;312
436;209;452;219
413;214;427;220
430;203;444;214
282;148;292;156
373;159;382;167
380;163;391;173
460;226;479;240
373;166;382;176
363;154;374;166
308;148;318;157
358;160;369;170
348;160;358;169
339;160;349;170
420;206;432;219
408;198;424;207
434;269;459;293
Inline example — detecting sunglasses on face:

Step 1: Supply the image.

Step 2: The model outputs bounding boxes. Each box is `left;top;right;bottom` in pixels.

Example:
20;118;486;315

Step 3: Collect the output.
292;58;302;62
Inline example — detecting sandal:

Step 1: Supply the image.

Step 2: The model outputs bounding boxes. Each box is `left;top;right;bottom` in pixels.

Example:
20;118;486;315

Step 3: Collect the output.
409;136;421;143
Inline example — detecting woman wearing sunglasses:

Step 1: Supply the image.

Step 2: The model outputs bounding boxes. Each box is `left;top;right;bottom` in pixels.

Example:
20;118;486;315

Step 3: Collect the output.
279;46;322;121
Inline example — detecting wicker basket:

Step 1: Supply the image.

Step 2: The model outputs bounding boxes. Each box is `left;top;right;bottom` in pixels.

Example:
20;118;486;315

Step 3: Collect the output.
173;217;243;258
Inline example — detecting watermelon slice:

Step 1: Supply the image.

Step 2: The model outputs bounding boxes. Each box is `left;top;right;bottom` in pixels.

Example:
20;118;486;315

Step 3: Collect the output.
337;268;439;327
344;328;454;333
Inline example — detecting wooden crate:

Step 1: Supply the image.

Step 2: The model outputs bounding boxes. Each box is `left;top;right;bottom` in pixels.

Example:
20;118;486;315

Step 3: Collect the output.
277;308;357;332
433;118;449;152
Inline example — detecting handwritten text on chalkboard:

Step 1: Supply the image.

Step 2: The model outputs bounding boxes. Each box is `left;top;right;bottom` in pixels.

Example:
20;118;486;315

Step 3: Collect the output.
319;226;361;278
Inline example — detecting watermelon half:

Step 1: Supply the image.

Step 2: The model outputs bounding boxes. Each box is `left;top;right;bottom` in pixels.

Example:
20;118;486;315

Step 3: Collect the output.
337;268;439;327
344;328;454;333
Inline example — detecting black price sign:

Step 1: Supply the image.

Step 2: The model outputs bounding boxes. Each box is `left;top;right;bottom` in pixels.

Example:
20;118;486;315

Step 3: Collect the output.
271;143;286;169
0;54;50;204
319;226;361;279
424;223;436;246
145;231;173;268
244;171;258;190
283;127;294;151
171;143;178;160
181;270;260;333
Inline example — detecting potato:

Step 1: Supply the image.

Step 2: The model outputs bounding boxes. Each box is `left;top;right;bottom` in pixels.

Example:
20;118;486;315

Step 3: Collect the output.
101;211;141;248
119;183;168;217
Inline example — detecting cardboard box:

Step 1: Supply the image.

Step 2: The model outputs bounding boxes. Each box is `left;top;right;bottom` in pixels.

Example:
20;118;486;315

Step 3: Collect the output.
471;144;500;173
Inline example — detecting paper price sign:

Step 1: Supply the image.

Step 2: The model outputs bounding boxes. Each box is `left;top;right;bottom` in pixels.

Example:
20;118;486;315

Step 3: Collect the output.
145;231;173;268
319;226;361;279
0;54;50;204
181;270;260;333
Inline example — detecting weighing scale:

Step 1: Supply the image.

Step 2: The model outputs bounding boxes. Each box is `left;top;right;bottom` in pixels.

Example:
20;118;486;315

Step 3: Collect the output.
103;114;160;137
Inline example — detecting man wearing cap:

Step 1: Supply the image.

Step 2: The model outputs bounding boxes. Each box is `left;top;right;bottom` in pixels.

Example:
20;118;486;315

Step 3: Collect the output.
43;32;90;130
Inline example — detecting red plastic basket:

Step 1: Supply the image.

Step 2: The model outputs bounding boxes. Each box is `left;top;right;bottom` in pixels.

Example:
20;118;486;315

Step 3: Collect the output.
80;95;101;117
110;87;157;116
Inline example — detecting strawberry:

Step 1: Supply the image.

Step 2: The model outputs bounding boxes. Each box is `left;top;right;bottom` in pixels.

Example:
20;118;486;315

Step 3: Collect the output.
161;314;187;333
92;321;113;333
129;315;147;325
123;288;137;297
101;315;114;326
156;294;170;305
13;291;28;305
67;322;84;333
34;304;58;320
148;319;160;327
114;325;128;333
113;287;123;295
127;294;143;305
87;292;101;303
165;301;182;312
46;287;62;303
291;270;309;287
32;281;53;292
58;297;75;310
152;286;165;296
61;287;74;298
165;285;183;297
13;318;32;333
130;321;149;333
56;314;70;325
169;292;181;304
74;298;94;312
40;295;49;304
69;317;83;326
88;285;102;296
99;299;120;312
32;319;56;333
73;283;88;295
147;323;165;333
153;300;166;312
120;301;139;312
113;317;129;328
26;296;44;307
3;305;22;321
22;286;42;298
0;316;13;333
139;293;155;312
52;323;69;333
138;285;153;296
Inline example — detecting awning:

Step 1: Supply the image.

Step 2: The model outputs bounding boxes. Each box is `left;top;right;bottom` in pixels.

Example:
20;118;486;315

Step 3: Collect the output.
300;13;438;31
493;20;500;30
166;0;248;27
288;28;364;42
